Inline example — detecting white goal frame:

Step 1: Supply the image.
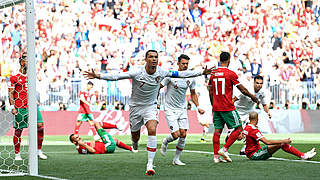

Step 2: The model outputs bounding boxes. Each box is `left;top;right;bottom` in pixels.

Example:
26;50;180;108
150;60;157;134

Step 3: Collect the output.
0;0;38;176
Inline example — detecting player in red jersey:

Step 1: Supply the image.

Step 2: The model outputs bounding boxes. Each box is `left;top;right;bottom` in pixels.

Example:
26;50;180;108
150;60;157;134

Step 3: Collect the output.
70;122;137;154
8;52;47;160
243;112;316;160
208;52;258;163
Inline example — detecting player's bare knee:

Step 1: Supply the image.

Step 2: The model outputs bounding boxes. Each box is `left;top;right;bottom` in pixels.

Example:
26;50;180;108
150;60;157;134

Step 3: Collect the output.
171;131;180;139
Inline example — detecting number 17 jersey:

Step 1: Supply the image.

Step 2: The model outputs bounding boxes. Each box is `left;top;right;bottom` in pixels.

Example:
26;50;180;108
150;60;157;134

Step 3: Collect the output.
208;67;240;111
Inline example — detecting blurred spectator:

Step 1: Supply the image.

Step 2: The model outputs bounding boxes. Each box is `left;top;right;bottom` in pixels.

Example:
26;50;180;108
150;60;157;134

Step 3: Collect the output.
283;100;290;110
269;100;276;110
301;98;311;110
58;102;67;111
100;102;107;111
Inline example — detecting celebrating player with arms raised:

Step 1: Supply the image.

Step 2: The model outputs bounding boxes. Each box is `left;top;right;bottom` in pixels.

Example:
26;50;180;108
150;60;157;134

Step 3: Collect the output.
84;50;213;175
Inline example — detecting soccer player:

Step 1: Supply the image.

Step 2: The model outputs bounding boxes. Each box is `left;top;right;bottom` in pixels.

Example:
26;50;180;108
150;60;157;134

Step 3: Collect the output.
243;112;316;160
229;75;272;155
8;52;47;160
74;81;119;137
159;54;205;166
70;122;136;154
208;51;258;163
84;50;213;175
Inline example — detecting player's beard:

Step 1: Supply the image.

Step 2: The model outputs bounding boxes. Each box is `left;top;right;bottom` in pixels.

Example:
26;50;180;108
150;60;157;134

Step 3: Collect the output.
23;66;27;73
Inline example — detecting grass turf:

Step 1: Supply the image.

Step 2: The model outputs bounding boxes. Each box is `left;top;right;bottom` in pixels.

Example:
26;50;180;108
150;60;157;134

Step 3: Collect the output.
0;134;320;180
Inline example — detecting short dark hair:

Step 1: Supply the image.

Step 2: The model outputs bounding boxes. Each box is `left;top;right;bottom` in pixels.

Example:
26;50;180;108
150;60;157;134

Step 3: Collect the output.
178;54;190;62
220;52;230;62
19;52;27;63
69;134;75;143
87;81;94;86
254;75;264;81
145;50;158;58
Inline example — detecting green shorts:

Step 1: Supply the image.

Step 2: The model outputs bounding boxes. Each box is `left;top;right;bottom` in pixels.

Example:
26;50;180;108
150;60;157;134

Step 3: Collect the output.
249;146;272;160
14;106;44;129
212;110;241;129
97;129;116;153
77;113;94;122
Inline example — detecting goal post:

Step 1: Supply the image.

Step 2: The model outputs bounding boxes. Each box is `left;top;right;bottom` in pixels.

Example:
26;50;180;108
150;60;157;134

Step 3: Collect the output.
0;0;38;176
25;0;38;176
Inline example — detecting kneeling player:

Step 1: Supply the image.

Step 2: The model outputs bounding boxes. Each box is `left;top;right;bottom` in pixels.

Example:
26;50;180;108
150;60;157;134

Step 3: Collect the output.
70;122;137;154
243;112;316;160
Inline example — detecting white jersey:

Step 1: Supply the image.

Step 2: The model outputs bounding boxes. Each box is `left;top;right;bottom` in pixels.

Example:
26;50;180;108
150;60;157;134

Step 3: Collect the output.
100;65;202;106
234;85;267;113
161;77;196;110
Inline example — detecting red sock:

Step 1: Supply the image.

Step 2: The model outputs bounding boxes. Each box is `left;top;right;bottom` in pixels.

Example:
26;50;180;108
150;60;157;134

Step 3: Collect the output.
74;124;81;135
116;140;132;151
281;143;304;158
224;129;241;150
89;125;97;136
101;122;117;129
13;129;23;154
212;132;221;155
37;126;44;150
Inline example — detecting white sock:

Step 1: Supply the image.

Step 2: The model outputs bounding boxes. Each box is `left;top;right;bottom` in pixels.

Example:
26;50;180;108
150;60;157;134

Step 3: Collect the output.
164;134;175;145
147;136;157;167
241;144;246;152
174;137;186;161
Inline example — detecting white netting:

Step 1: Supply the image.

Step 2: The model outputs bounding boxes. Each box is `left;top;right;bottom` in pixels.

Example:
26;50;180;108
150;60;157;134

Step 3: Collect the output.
0;0;29;176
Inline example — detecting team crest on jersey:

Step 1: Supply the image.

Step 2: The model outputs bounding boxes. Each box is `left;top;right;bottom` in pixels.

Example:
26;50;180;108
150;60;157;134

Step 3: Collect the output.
155;76;160;83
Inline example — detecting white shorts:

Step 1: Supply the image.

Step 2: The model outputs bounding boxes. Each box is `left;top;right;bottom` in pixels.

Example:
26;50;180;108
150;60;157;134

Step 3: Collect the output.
164;108;189;133
197;109;213;125
129;104;159;132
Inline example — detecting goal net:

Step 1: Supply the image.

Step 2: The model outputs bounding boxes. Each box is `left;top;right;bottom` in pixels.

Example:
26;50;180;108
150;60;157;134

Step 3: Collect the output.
0;0;37;177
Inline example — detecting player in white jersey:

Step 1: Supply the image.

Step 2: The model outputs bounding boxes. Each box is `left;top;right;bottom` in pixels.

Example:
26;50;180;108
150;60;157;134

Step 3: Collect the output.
84;50;214;176
159;54;205;166
228;75;272;155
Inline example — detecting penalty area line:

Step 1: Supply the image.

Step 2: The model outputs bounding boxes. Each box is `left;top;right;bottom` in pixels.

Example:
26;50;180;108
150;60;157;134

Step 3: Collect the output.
32;174;68;180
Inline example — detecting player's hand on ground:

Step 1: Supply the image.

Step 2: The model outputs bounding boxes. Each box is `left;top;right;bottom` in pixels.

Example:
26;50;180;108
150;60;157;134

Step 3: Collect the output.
202;66;215;75
83;69;100;79
197;107;205;114
283;138;291;144
11;108;18;115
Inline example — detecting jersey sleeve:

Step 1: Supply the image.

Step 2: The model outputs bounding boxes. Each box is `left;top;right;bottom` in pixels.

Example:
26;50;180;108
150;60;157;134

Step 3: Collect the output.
100;68;138;80
8;76;16;88
230;71;240;86
260;91;267;105
161;77;170;87
165;69;202;78
76;145;88;154
190;78;196;90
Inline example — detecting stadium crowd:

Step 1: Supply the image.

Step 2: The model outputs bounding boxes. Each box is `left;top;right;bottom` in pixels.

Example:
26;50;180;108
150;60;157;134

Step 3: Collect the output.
0;0;320;110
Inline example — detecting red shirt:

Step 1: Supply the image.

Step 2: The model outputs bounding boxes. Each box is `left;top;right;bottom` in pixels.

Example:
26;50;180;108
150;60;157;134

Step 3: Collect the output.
79;90;92;114
9;73;28;108
208;67;240;111
243;124;264;158
77;141;106;154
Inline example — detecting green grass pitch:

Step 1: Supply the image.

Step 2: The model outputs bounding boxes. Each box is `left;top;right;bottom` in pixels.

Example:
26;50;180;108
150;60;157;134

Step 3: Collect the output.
1;134;320;180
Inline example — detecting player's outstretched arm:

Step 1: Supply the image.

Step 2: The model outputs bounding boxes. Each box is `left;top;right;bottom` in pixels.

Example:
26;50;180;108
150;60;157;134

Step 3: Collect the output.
78;140;96;153
84;69;132;81
260;137;291;145
236;84;259;103
167;66;215;78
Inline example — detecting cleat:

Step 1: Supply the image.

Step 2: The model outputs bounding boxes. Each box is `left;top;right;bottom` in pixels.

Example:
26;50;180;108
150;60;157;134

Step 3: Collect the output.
200;138;207;143
15;153;22;161
131;146;138;153
38;150;47;160
145;164;155;176
159;138;168;156
218;148;232;162
117;125;124;131
172;159;186;166
302;148;317;160
213;157;226;163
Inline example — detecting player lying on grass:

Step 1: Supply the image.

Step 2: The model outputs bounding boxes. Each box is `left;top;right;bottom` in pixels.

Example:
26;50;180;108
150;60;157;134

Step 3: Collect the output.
242;112;316;160
70;122;137;154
